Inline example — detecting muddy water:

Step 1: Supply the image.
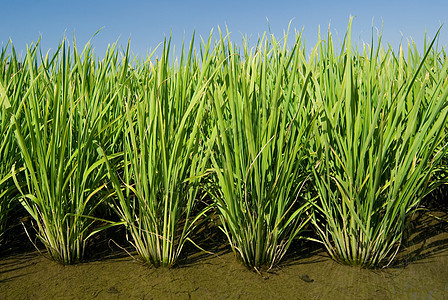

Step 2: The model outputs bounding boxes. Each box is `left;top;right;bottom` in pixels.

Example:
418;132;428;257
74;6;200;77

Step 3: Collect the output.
0;210;447;299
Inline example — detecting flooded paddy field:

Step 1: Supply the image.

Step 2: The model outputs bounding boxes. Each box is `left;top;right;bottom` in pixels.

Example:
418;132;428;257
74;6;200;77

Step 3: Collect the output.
1;208;447;299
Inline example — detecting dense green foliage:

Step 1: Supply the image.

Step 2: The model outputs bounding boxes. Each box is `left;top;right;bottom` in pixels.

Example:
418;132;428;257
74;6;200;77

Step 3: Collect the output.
0;19;447;268
206;27;314;269
103;36;214;267
309;19;448;267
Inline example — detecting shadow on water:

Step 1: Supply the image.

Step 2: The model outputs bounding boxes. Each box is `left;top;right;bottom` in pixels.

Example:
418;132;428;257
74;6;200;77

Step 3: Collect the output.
392;191;448;269
0;252;38;284
279;231;327;268
175;214;232;268
0;212;39;259
83;223;134;262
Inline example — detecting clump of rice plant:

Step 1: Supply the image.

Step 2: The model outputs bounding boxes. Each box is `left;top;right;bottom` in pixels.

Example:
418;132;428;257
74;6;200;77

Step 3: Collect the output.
309;18;448;268
207;27;314;270
11;38;119;264
103;35;214;267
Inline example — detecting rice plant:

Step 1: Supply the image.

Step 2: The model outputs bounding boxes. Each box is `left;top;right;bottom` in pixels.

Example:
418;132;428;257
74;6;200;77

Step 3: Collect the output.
309;18;448;268
10;38;120;264
103;34;215;267
207;27;314;270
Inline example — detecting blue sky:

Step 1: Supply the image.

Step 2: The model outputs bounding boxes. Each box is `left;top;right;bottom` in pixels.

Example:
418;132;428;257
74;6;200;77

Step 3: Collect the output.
1;0;447;58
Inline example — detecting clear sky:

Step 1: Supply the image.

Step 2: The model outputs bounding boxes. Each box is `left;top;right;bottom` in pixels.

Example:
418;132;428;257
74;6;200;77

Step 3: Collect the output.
1;0;447;59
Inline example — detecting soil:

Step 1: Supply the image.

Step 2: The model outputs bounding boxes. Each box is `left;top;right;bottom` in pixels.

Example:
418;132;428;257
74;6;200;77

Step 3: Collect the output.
0;208;447;299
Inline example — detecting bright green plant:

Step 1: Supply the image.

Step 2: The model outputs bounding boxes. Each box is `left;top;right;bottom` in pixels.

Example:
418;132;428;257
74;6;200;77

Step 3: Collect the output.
11;38;120;264
309;18;448;268
103;35;214;267
207;27;314;270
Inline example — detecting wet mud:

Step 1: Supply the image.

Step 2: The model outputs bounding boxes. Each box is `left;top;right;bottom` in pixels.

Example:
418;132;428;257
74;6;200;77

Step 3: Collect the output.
0;209;447;299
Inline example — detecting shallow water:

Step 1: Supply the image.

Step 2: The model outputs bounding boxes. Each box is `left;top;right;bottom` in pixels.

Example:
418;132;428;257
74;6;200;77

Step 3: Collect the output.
0;210;447;299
